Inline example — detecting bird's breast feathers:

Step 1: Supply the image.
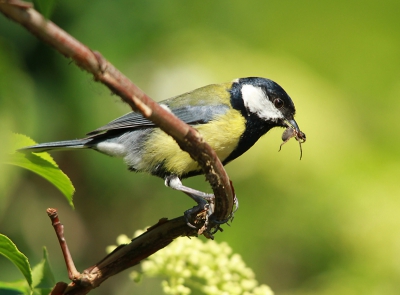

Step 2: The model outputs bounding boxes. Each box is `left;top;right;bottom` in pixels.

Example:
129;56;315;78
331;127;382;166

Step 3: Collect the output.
137;108;246;177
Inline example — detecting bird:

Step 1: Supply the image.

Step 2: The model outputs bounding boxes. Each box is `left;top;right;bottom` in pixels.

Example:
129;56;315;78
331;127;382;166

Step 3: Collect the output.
20;77;305;222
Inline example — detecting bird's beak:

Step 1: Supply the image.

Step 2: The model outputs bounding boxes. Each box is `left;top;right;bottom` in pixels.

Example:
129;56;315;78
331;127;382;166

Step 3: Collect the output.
286;118;301;133
281;118;306;159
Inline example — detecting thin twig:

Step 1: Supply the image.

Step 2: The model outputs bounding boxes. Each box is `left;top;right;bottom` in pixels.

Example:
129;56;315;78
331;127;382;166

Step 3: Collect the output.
46;210;200;294
46;208;80;281
59;216;197;295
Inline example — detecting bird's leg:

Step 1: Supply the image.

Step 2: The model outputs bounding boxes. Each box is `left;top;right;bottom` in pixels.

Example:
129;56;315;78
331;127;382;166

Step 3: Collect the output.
165;175;214;228
165;175;215;202
164;175;240;230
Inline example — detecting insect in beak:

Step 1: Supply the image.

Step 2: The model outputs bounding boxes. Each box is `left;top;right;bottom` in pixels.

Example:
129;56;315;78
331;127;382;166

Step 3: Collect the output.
279;120;306;160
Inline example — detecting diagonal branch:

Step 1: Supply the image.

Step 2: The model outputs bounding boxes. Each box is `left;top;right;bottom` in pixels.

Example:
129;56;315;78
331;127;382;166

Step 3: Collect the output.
0;0;234;224
0;1;235;294
47;209;196;295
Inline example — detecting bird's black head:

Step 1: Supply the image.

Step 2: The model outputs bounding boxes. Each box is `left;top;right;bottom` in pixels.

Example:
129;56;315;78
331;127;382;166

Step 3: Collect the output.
230;77;300;133
224;77;304;164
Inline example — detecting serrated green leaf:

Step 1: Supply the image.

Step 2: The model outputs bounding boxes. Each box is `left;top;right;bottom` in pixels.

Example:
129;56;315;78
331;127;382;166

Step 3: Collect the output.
8;133;58;167
0;234;32;289
32;248;55;289
7;152;75;208
5;134;75;208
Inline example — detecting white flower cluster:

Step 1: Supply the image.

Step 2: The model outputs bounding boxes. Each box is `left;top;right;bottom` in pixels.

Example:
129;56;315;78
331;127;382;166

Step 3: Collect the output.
108;231;273;295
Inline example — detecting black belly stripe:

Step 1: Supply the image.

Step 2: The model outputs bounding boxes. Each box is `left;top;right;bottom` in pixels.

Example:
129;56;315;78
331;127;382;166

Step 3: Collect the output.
222;114;275;165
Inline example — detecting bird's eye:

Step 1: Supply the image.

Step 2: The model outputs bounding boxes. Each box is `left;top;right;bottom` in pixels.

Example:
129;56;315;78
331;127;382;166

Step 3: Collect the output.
274;98;284;109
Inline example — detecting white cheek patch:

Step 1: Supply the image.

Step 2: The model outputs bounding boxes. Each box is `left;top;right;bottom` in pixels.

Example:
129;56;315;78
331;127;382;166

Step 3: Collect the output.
241;85;283;120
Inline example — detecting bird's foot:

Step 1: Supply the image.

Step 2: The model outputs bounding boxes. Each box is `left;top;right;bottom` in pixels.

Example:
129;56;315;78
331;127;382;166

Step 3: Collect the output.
165;175;238;234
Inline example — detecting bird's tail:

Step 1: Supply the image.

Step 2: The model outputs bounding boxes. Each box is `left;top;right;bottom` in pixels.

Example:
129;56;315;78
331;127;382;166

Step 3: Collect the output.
19;138;92;153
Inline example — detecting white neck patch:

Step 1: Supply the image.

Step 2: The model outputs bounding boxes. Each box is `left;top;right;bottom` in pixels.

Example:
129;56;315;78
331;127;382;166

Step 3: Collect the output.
241;84;283;121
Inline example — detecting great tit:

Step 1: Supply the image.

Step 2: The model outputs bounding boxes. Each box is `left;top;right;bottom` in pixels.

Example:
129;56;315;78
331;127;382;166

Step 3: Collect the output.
20;77;305;218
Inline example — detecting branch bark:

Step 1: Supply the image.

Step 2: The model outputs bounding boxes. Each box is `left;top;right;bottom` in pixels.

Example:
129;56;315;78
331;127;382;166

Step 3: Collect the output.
48;210;198;295
0;1;235;294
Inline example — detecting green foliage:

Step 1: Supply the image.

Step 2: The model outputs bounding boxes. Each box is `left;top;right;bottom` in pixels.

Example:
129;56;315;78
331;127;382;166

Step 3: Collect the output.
109;232;273;295
0;280;29;295
0;234;56;295
0;234;32;290
31;248;56;292
0;133;70;293
5;133;75;208
2;1;400;295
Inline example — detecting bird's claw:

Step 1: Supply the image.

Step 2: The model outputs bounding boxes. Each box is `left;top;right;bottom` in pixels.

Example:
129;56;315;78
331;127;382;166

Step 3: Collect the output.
184;195;239;238
184;203;211;229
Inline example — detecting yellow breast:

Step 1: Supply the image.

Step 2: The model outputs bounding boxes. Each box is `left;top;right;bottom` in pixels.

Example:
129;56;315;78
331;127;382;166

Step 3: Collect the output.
141;109;246;176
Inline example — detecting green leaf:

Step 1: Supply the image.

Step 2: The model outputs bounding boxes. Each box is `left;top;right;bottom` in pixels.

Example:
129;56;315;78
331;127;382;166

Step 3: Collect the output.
32;248;55;290
0;280;30;295
5;134;75;208
0;234;32;289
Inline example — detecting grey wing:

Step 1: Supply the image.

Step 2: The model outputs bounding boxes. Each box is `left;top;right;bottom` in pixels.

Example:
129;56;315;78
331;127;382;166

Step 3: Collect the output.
171;104;230;124
87;112;154;136
87;104;230;136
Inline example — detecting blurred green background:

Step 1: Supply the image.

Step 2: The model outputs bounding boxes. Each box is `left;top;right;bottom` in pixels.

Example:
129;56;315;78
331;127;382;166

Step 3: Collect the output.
1;0;400;294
